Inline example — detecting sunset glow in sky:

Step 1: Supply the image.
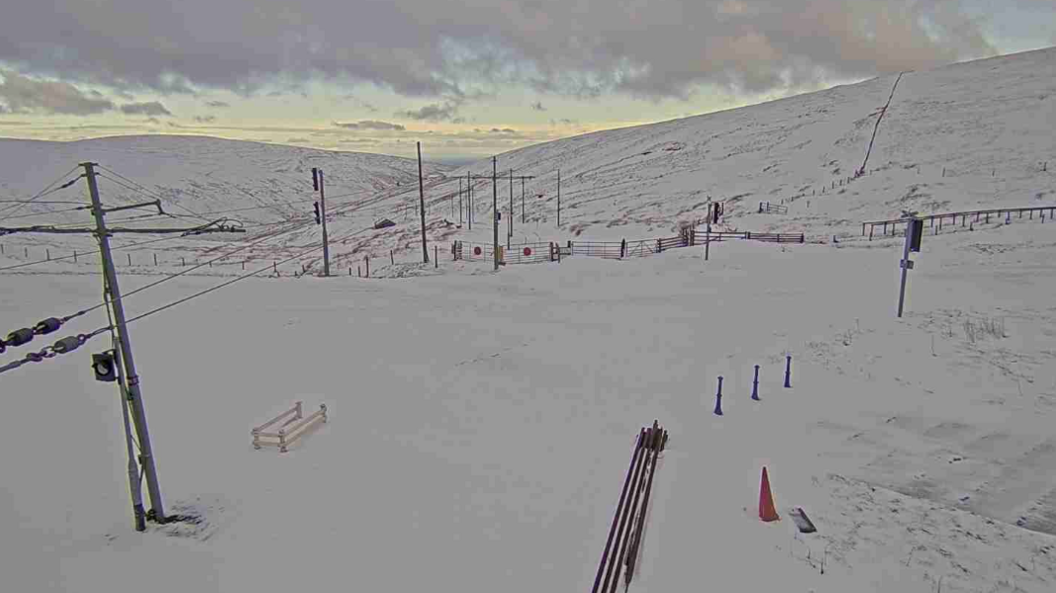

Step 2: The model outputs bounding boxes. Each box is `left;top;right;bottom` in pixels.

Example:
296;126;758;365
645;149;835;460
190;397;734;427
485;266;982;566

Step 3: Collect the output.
1;0;1053;163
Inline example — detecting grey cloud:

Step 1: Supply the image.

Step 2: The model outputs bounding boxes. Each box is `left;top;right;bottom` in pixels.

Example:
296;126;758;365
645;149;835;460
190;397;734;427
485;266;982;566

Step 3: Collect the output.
0;71;114;115
120;101;172;116
193;115;217;123
0;1;1011;102
332;120;406;131
530;101;546;111
205;100;230;108
396;101;461;122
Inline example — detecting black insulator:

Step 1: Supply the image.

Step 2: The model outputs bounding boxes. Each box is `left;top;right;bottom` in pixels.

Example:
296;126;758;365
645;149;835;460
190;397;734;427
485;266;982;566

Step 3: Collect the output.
6;328;34;347
34;318;62;335
52;336;83;354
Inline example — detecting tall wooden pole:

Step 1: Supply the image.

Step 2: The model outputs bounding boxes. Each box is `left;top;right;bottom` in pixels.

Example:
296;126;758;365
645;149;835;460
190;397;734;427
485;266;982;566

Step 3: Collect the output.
493;157;499;271
521;178;525;224
557;168;561;228
467;171;472;230
83;162;167;524
418;142;429;264
508;168;514;249
459;178;463;226
319;169;331;276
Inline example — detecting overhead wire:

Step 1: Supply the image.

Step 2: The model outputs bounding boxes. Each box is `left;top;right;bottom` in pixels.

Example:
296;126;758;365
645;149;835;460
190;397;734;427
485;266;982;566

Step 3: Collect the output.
97;165;211;222
0;167;84;224
121;226;372;327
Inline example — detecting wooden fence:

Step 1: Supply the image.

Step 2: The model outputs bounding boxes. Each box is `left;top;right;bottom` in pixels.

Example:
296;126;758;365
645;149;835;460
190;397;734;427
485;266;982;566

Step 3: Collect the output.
862;205;1055;239
252;401;328;453
451;226;805;267
758;201;789;215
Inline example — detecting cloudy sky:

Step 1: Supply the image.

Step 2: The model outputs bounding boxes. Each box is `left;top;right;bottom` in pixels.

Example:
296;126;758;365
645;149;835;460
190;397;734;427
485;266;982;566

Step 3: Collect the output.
0;0;1053;163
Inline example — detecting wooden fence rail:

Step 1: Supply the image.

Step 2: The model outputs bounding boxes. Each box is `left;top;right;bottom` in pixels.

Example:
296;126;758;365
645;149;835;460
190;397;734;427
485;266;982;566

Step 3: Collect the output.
862;205;1055;239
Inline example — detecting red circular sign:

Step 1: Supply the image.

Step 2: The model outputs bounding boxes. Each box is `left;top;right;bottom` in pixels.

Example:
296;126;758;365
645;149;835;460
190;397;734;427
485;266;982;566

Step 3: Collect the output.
473;246;482;256
523;247;532;256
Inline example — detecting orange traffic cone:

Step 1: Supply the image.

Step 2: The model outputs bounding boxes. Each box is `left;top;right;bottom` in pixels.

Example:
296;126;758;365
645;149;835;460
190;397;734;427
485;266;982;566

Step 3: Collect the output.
759;467;780;522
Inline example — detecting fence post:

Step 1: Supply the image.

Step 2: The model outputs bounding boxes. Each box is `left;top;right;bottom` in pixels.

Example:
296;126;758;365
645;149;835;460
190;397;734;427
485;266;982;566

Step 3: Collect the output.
46;249;50;261
434;246;438;268
784;356;792;388
366;256;370;277
714;376;724;416
656;238;662;253
73;251;77;263
751;365;760;401
800;234;805;243
620;239;626;259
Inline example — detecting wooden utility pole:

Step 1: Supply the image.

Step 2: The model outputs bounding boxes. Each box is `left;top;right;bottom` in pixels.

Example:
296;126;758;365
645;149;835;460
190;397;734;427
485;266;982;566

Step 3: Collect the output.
521;178;526;224
557;168;561;228
508;169;514;249
315;168;331;277
458;178;463;226
467;171;472;230
418;142;429;264
493;156;499;271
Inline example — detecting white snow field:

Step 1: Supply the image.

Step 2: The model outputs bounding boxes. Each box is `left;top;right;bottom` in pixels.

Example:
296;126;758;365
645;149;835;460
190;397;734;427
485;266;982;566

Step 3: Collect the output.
2;47;1056;592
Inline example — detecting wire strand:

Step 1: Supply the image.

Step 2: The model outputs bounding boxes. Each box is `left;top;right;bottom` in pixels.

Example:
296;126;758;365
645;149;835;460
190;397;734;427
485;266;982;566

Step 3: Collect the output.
124;227;371;327
0;167;82;224
97;165;210;222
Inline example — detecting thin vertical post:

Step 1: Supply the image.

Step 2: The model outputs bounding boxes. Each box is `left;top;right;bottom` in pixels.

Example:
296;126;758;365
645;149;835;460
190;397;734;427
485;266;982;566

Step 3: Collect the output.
557;168;561;228
752;365;760;400
418;142;429;264
714;376;724;415
508;168;514;248
784;356;792;388
317;170;330;276
459;178;463;226
521;178;525;224
897;219;913;318
493;157;499;271
83;162;167;523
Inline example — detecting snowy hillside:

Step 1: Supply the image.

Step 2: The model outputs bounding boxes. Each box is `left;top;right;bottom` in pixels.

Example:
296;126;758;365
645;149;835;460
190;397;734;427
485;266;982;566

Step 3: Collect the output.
2;47;1056;593
0;135;450;273
443;46;1055;244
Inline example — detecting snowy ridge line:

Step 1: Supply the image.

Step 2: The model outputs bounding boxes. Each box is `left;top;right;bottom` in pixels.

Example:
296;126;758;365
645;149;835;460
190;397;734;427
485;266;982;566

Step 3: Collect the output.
592;421;668;593
863;204;1056;238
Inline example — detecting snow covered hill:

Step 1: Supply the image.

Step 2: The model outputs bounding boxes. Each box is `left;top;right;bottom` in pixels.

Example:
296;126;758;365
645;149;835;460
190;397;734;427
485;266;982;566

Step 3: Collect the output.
444;45;1055;245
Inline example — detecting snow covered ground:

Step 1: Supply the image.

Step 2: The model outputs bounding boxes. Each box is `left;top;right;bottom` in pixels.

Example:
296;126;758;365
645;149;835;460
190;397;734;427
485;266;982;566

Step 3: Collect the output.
2;47;1056;592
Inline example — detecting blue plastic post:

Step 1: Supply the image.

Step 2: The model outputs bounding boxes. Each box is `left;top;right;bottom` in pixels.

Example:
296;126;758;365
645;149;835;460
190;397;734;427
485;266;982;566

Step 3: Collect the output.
784;356;792;388
714;376;724;416
752;365;760;401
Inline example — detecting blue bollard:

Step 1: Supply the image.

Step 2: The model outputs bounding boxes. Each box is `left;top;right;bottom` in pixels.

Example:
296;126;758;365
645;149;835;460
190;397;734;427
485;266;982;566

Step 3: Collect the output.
784;356;792;388
714;376;724;416
751;365;760;401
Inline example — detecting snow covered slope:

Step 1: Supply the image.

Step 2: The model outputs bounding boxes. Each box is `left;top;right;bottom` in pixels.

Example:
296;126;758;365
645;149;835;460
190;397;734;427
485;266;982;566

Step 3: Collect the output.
444;46;1055;244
